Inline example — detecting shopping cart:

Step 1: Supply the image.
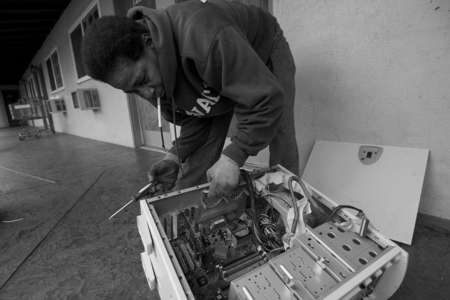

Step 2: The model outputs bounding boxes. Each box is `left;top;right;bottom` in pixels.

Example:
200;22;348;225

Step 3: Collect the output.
9;99;54;141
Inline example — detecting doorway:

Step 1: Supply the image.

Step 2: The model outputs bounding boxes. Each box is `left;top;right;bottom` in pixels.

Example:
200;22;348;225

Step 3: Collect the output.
33;64;55;132
132;94;172;149
1;89;20;127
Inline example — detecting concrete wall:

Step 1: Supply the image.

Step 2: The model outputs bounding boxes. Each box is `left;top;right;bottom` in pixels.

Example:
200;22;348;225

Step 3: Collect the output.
22;0;134;147
273;0;450;219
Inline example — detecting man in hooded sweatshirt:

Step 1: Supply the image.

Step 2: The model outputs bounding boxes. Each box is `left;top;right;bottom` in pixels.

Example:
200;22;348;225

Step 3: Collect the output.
82;0;298;198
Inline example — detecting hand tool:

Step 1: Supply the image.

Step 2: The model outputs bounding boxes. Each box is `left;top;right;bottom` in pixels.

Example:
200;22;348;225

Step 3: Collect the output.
109;181;158;220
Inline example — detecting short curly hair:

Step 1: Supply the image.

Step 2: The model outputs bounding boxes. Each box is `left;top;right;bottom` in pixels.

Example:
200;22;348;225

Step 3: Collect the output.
82;16;148;81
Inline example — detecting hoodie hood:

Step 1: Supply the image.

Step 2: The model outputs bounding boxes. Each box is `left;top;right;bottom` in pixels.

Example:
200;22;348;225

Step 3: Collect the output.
127;6;177;99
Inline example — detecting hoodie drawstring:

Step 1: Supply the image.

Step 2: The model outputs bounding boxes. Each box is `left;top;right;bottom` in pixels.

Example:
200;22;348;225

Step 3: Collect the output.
171;97;183;174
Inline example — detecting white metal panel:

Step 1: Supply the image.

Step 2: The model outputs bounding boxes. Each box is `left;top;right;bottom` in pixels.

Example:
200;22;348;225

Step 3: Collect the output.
137;215;153;254
140;251;156;290
139;200;187;300
304;140;429;244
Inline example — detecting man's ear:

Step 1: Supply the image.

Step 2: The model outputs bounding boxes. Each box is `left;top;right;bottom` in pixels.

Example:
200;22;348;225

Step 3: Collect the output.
142;33;153;48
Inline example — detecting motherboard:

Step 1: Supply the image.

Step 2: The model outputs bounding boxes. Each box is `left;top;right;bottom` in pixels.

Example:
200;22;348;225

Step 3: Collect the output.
160;187;287;299
143;167;408;300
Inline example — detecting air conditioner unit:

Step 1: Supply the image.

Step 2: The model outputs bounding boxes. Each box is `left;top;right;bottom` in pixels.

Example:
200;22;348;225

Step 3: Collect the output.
76;89;101;110
47;97;67;113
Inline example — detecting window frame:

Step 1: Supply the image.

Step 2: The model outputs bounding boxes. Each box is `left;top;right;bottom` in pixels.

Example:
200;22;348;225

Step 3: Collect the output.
68;0;102;83
45;48;65;94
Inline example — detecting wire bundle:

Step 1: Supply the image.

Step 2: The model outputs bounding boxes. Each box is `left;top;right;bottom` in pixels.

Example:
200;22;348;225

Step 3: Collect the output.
243;170;284;252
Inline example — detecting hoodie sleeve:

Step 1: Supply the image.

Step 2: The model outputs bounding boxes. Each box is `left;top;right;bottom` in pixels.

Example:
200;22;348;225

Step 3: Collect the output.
202;26;284;166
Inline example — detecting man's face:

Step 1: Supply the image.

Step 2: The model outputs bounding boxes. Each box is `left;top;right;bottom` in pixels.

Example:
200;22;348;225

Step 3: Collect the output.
106;42;164;101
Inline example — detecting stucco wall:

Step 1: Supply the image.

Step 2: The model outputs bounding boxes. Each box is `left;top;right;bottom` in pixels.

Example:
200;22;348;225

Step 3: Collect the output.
273;0;450;219
22;0;134;147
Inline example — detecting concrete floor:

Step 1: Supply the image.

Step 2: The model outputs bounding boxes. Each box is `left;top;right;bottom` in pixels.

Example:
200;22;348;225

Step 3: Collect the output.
0;128;449;299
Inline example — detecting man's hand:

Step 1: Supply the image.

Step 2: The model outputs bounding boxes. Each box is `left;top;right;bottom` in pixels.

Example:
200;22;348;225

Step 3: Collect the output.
207;154;240;199
148;153;180;192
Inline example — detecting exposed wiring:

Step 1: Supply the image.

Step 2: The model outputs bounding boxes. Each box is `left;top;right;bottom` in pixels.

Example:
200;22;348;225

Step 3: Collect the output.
243;171;272;252
243;171;284;252
296;177;314;205
324;205;364;223
334;219;354;231
287;176;302;234
201;196;226;209
243;171;260;237
259;208;283;249
296;177;327;225
1;218;24;223
268;247;284;255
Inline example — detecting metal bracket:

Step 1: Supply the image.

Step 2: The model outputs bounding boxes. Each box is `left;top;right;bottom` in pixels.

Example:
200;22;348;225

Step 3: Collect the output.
358;145;383;165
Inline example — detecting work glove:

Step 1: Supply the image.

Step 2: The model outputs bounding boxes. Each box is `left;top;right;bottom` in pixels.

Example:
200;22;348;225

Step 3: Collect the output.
148;153;180;192
207;154;240;199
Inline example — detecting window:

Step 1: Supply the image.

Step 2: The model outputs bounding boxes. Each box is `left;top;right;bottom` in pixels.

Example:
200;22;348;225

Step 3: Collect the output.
69;3;100;80
47;97;67;113
46;50;64;91
55;99;67;112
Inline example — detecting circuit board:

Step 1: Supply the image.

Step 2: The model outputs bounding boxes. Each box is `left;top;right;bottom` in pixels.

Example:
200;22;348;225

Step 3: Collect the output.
160;190;285;300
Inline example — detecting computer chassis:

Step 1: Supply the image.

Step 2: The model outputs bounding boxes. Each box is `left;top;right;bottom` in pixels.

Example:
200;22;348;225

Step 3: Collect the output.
136;165;407;300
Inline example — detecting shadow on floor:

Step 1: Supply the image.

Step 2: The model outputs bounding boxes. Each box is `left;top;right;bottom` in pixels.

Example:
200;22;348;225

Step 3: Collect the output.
0;129;161;299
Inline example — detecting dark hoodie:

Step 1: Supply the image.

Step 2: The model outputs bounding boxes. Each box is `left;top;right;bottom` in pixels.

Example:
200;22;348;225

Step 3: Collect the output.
128;0;285;166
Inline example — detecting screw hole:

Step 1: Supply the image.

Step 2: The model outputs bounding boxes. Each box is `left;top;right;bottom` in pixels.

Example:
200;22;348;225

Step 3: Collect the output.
342;244;351;251
369;251;377;258
359;258;368;265
352;238;361;245
327;232;336;239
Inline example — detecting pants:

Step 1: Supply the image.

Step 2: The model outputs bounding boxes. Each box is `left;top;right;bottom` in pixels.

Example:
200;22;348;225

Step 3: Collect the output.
177;26;299;189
